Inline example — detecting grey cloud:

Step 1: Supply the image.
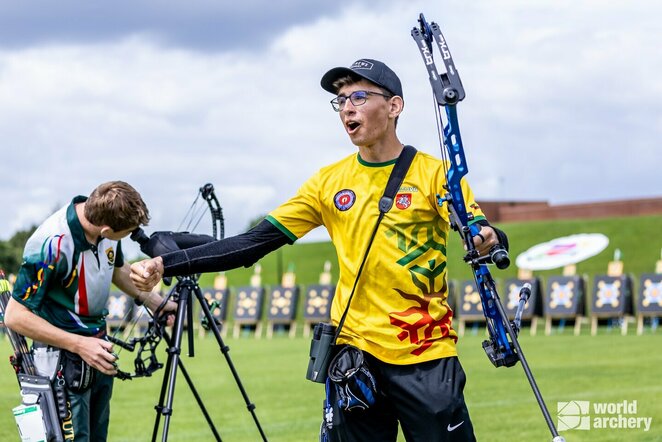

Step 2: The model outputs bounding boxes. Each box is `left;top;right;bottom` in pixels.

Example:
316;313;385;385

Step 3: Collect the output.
0;0;386;51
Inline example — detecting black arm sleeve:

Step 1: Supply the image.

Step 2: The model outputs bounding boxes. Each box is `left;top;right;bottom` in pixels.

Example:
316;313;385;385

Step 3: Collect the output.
473;219;509;251
161;219;293;277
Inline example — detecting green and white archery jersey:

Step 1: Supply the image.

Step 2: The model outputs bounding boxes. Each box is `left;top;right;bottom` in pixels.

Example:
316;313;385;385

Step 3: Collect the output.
12;196;124;336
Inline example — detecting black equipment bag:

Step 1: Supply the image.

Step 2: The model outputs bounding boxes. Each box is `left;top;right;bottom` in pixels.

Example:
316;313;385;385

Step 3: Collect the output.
60;350;94;393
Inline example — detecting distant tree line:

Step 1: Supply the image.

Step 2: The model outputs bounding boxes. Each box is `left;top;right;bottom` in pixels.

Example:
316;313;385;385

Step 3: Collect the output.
0;226;37;276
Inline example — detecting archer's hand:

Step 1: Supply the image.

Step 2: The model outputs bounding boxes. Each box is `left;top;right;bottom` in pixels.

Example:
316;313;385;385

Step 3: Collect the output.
162;303;177;327
472;225;499;256
160;299;178;327
130;257;164;292
143;292;177;327
74;336;118;376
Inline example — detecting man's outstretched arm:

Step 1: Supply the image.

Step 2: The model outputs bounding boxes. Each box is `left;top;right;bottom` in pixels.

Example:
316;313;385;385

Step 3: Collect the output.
130;219;291;291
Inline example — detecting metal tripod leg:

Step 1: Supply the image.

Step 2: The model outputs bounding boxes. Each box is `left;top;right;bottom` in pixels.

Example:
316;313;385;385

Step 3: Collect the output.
150;277;268;442
158;330;223;441
151;280;221;442
151;280;198;441
193;284;269;442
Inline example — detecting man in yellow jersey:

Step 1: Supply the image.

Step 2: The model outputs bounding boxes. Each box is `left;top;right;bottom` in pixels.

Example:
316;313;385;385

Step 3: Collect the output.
130;59;508;441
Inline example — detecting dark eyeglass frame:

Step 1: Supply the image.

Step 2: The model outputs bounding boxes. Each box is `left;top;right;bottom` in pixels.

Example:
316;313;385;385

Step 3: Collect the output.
330;90;393;112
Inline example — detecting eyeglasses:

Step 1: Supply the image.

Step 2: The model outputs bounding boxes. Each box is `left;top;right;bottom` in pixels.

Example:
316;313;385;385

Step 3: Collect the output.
330;90;392;112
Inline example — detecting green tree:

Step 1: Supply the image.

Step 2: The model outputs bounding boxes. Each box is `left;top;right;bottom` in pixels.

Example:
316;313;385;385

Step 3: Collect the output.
0;225;37;274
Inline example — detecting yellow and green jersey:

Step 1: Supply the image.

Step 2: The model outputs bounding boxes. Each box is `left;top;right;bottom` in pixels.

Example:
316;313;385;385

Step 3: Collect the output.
267;150;485;364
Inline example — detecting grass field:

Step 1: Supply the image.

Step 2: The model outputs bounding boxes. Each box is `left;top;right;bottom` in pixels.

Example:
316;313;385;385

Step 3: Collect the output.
1;214;661;440
0;327;660;441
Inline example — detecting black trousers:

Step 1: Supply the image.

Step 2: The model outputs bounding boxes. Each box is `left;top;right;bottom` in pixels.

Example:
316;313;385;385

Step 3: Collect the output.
339;355;476;442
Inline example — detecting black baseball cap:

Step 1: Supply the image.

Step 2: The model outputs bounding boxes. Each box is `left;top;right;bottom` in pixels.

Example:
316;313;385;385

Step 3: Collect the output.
320;59;403;99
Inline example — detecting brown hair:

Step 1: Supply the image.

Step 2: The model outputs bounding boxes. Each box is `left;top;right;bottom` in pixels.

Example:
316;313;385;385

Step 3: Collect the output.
332;75;393;98
332;75;399;127
84;181;150;231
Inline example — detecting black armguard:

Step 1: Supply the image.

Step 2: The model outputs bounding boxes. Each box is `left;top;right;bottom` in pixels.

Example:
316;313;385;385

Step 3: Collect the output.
161;219;293;277
473;219;509;251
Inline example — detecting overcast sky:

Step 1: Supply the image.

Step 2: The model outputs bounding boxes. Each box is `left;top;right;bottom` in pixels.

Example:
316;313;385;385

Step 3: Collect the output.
0;0;659;258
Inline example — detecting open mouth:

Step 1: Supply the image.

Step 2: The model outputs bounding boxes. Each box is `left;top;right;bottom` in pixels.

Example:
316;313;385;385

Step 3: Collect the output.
346;121;360;133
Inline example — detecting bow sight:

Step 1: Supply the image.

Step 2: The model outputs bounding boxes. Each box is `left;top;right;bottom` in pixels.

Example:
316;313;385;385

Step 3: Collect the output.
412;13;565;442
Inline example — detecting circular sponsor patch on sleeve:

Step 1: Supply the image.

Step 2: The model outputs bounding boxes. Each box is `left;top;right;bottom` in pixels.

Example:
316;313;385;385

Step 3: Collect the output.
334;189;356;211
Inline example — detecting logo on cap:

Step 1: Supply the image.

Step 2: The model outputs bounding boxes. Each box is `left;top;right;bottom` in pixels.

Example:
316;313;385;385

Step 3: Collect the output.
351;60;374;71
334;189;356;211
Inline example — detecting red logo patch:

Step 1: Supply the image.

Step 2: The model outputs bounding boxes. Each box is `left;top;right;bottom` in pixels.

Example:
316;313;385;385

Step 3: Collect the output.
395;193;411;210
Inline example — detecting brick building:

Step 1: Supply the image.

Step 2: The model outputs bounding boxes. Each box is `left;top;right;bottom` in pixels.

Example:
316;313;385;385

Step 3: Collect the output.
477;197;662;223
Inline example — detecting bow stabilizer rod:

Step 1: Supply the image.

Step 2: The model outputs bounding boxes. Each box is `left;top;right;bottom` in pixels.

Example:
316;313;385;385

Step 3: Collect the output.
411;13;565;442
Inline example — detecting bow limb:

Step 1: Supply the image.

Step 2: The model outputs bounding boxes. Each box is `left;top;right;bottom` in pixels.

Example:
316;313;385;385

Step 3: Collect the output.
200;183;225;240
178;183;225;241
413;11;514;365
411;13;564;441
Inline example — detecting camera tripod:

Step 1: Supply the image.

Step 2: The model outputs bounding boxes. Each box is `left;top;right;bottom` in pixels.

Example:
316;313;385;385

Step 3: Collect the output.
151;275;268;442
124;184;267;441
